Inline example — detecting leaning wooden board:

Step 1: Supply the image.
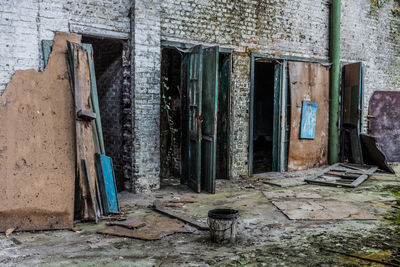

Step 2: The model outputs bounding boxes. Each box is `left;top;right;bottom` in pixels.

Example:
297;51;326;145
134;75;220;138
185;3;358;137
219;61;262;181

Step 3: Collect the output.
67;42;99;221
0;32;78;231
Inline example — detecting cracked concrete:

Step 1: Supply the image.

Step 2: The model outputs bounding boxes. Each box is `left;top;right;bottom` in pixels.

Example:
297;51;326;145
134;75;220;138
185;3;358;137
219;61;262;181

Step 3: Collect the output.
1;168;400;266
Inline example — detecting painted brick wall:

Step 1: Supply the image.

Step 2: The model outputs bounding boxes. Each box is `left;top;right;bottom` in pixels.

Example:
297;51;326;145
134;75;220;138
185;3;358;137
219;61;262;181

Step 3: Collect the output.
0;0;131;93
341;0;400;132
1;0;399;191
160;0;331;178
131;0;161;192
160;0;400;178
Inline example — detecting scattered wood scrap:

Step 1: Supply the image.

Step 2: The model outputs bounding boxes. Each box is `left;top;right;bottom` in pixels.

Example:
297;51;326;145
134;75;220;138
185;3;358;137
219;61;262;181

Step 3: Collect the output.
98;216;192;241
305;163;378;188
106;219;146;229
153;200;209;231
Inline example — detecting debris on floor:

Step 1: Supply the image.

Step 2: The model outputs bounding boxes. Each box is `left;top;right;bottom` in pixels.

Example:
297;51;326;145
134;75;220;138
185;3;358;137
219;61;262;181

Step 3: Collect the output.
106;219;146;229
271;199;377;220
305;163;378;188
361;133;395;174
262;190;322;199
153;200;209;230
98;216;193;240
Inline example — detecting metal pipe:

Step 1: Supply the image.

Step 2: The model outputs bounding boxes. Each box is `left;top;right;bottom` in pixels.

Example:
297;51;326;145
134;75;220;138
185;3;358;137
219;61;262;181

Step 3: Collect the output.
329;0;341;164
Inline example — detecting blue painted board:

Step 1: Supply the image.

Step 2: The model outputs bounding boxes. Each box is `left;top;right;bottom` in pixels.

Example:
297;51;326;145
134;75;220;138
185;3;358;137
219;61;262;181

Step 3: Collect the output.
300;101;317;139
95;154;119;214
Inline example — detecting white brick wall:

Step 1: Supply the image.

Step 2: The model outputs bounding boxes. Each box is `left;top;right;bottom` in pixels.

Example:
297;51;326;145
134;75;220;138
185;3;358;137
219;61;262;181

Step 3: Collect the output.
0;0;131;93
0;0;399;190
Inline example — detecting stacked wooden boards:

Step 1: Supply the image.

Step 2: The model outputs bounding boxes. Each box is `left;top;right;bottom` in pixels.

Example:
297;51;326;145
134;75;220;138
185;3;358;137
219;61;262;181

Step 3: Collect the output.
66;41;120;221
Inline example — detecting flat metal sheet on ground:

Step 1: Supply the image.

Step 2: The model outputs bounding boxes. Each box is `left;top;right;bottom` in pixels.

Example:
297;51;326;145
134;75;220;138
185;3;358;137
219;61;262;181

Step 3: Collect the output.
271;200;376;220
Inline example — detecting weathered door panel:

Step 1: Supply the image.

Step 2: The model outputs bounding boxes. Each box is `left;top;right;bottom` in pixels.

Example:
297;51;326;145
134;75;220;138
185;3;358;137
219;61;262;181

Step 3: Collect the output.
216;54;231;180
180;53;189;184
369;91;400;162
187;45;203;193
201;46;219;194
272;63;281;171
342;63;363;164
288;62;329;171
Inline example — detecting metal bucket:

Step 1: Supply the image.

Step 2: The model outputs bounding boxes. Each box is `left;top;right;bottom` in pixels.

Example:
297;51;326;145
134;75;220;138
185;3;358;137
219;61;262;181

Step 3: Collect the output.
207;209;239;243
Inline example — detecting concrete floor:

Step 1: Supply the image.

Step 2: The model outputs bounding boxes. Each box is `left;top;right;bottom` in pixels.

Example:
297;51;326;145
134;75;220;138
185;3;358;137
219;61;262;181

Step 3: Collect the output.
1;168;400;266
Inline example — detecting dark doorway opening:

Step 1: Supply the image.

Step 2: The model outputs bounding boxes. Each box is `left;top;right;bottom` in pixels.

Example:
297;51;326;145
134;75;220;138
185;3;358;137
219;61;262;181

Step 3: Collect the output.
81;36;125;191
216;53;231;180
253;62;275;173
160;46;231;188
160;48;183;185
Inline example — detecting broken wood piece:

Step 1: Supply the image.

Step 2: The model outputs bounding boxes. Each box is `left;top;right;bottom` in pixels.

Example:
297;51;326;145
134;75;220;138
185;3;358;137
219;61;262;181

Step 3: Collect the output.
262;181;283;187
68;41;99;221
71;227;81;232
305;163;378;188
98;216;192;240
77;109;96;121
106;219;146;229
5;227;15;237
168;199;196;204
153;200;209;230
82;158;100;223
166;202;185;208
360;134;395;174
10;237;22;245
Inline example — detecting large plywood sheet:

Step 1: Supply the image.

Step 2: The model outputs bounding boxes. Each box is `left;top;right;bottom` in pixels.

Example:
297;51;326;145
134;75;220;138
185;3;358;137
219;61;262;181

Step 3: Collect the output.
369;91;400;162
288;62;329;171
0;32;80;231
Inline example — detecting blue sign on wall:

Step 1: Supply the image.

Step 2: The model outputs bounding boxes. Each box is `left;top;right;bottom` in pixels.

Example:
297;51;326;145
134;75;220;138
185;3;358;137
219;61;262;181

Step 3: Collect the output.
300;101;318;139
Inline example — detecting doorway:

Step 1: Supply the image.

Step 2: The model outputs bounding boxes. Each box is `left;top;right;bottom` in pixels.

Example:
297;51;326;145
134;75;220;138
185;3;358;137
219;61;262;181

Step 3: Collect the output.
160;45;231;193
81;36;126;191
252;61;276;174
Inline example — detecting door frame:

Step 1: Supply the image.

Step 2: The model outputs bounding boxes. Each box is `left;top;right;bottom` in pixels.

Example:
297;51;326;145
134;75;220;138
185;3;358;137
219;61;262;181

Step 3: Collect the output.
249;53;330;176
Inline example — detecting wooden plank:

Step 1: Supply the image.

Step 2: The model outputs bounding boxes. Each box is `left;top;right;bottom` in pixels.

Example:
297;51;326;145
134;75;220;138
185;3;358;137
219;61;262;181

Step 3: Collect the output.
77;109;96;121
305;163;378;188
153;200;209;230
82;44;106;155
96;154;120;214
82;158;99;222
68;42;99;221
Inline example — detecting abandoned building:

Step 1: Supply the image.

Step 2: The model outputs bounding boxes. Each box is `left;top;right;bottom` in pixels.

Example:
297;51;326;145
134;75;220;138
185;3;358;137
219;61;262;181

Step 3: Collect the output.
0;0;400;264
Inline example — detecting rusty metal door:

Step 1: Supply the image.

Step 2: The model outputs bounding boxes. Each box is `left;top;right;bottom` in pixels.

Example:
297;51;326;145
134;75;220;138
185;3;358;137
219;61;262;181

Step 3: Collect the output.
201;46;219;193
287;62;330;171
369;91;400;162
186;45;203;193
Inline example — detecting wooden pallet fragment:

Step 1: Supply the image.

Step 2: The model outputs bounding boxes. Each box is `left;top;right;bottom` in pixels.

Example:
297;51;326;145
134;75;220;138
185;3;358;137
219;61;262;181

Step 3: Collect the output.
305;163;378;188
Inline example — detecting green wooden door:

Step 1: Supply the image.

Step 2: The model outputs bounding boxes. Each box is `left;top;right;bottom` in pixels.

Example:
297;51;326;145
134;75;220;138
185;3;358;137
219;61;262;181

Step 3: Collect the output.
187;45;203;193
201;46;219;193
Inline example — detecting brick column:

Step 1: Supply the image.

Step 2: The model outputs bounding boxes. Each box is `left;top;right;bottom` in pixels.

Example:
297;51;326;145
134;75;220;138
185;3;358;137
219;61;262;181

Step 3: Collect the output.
130;0;161;192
